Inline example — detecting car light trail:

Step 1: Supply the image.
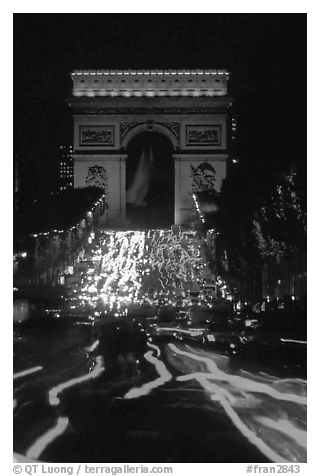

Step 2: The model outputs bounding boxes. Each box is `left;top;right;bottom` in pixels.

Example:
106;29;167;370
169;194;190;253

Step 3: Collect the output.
256;417;307;449
173;368;287;461
48;355;105;406
26;416;69;460
209;386;288;462
280;377;307;385
168;344;306;406
185;344;229;362
74;229;212;312
156;326;205;337
280;338;307;345
147;341;161;357
258;371;279;380
25;355;105;460
13;366;43;380
124;350;172;399
85;339;100;353
167;343;307;462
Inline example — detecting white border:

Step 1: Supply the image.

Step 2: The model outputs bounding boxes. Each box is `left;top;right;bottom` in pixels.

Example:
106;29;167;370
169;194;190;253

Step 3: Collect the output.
2;5;317;475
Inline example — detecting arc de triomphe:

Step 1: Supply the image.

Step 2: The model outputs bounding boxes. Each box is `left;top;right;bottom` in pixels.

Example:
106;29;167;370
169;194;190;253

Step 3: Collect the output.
68;69;232;226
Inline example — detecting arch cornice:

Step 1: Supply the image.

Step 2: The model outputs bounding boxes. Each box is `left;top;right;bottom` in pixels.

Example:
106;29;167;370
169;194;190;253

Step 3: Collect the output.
120;121;180;150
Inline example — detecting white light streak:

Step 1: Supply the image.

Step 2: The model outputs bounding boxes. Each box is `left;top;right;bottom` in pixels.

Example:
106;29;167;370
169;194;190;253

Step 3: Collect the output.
169;344;306;406
25;356;105;460
13;366;43;380
156;326;205;337
212;391;288;462
85;339;100;353
76;229;208;312
147;341;161;357
26;416;69;460
256;417;307;449
48;355;105;406
168;344;307;462
124;351;172;399
280;338;307;345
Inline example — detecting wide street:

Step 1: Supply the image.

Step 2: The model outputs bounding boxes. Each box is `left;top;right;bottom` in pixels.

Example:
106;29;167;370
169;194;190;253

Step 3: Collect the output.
13;229;307;463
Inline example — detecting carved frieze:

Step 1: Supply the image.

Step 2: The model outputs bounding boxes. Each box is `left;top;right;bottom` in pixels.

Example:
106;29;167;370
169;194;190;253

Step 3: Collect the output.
79;125;114;146
186;125;221;146
71;106;230;115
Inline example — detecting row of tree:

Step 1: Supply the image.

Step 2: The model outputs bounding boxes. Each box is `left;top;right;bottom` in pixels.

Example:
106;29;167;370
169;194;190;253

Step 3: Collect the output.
192;159;306;302
14;186;106;287
214;163;306;302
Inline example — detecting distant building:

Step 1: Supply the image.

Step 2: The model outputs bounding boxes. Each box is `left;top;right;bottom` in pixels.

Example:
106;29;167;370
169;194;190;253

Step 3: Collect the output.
59;145;74;191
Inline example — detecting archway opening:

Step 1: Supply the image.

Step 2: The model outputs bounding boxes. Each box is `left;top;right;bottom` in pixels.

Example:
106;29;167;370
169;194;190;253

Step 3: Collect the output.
126;131;174;228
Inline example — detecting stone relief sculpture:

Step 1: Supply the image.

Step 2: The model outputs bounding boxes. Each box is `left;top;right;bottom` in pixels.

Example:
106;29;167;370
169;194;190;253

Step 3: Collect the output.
80;126;114;146
186;125;221;146
85;165;108;191
190;162;218;194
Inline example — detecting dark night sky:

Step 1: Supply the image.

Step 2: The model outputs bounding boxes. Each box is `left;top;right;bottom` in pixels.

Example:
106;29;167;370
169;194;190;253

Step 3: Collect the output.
14;13;306;196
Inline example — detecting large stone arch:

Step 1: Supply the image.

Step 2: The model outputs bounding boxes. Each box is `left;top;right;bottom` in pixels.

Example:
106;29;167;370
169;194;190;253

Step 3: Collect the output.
69;69;232;227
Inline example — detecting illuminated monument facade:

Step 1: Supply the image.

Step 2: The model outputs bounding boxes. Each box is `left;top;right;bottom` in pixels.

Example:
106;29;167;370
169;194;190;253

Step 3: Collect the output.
68;70;232;226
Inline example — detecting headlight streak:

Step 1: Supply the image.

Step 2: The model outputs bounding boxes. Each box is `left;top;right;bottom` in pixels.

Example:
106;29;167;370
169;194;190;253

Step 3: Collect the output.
257;372;307;388
85;339;100;354
279;377;307;385
185;348;303;389
25;356;105;460
13;366;43;380
48;355;105;407
167;343;306;462
75;229;210;312
147;341;161;357
258;371;279;380
124;350;172;399
25;417;69;460
156;326;205;337
169;344;306;406
184;344;229;362
210;388;287;463
99;231;145;306
167;352;285;462
280;338;307;345
255;417;307;449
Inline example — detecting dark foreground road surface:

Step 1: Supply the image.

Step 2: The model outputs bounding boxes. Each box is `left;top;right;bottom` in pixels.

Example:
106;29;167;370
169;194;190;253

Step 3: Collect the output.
13;319;306;463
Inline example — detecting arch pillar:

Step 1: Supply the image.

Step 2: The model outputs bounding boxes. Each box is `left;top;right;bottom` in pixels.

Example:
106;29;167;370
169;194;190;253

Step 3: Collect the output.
117;154;128;226
103;153;128;227
73;154;128;227
173;153;228;225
